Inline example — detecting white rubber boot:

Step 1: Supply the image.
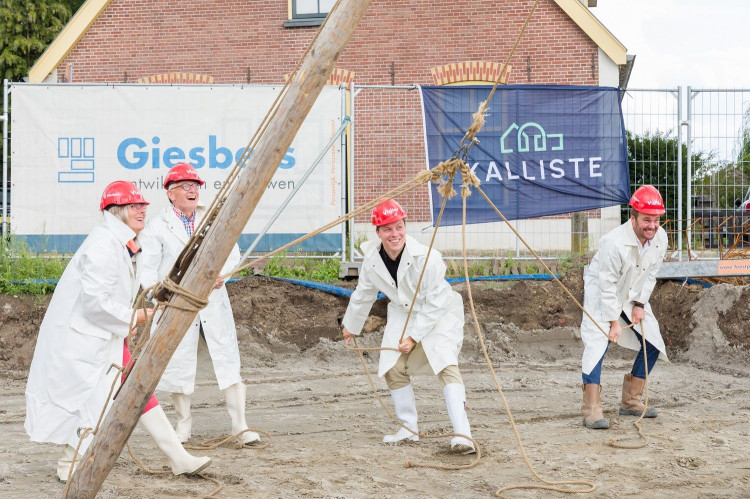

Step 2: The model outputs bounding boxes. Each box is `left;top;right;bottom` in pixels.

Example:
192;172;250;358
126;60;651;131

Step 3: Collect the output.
443;383;476;454
383;384;419;444
222;382;260;445
56;445;80;483
139;405;212;475
172;392;192;443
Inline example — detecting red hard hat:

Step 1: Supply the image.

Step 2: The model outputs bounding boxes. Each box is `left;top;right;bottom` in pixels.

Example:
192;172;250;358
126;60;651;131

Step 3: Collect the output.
629;185;665;215
372;199;407;226
163;163;204;189
100;181;149;211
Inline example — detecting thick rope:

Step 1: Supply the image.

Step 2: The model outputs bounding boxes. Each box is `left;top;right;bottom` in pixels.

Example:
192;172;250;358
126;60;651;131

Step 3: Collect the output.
62;362;124;498
125;443;224;498
221;170;437;280
609;324;650;449
460;188;596;498
460;0;540;150
173;0;345;289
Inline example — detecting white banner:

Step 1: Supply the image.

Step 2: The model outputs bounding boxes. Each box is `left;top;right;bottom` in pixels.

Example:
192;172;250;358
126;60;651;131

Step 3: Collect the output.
11;84;343;253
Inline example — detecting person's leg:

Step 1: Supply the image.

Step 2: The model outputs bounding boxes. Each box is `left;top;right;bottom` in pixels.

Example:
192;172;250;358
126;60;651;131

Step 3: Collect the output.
56;445;80;483
582;342;608;385
124;341;211;474
382;351;418;443
630;329;660;379
438;365;475;454
581;344;610;429
123;341;159;414
620;327;659;418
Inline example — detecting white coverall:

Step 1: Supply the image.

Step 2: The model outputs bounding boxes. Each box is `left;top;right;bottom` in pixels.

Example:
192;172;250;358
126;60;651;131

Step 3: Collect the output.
580;220;669;375
25;211;140;452
139;205;242;395
342;235;464;378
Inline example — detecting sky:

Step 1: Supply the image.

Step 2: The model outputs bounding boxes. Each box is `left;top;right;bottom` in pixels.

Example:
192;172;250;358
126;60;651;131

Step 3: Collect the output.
591;0;750;89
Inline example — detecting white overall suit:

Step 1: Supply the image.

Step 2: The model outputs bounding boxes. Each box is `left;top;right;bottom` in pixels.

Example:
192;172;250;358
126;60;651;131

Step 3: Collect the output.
580;220;669;374
25;210;211;481
139;204;257;445
342;235;474;453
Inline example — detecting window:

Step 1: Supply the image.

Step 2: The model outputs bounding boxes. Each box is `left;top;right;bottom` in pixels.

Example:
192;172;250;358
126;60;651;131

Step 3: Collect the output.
285;0;335;27
292;0;335;18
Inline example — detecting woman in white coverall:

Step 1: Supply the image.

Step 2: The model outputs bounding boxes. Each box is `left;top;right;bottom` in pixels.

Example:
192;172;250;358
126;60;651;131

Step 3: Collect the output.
580;185;668;430
139;163;258;445
342;199;475;454
24;181;211;483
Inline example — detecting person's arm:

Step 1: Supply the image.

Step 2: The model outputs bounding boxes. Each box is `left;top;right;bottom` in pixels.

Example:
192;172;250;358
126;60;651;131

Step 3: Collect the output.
138;225;163;291
341;265;379;338
597;238;623;323
76;243;138;338
216;243;242;288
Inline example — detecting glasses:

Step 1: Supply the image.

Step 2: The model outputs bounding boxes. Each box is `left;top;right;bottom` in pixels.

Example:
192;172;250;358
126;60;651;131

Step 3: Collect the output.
170;183;200;192
127;203;148;211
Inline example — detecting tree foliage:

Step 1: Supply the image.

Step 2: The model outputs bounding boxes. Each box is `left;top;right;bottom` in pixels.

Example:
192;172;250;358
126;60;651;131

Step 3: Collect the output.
0;0;73;82
625;130;710;222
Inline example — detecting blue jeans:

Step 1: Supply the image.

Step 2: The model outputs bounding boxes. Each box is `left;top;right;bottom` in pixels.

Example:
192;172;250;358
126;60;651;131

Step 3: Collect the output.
582;313;660;385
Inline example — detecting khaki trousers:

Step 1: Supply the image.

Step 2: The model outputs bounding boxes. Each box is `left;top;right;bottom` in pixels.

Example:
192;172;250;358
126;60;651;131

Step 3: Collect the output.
384;342;463;390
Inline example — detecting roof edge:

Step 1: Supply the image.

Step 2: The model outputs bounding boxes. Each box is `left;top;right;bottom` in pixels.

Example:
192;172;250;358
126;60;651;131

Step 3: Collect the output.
28;0;113;83
552;0;627;65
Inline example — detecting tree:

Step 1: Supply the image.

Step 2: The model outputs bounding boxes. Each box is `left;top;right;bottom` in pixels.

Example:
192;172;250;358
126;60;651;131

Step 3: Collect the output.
0;0;80;216
737;105;750;174
625;130;710;223
0;0;72;81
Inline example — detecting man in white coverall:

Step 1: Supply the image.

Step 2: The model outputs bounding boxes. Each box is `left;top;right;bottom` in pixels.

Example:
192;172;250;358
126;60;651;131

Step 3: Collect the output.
25;181;211;482
139;163;259;445
580;185;668;430
342;199;475;454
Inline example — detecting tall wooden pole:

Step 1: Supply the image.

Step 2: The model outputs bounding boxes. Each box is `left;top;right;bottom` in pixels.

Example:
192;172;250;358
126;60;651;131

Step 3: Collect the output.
65;2;372;496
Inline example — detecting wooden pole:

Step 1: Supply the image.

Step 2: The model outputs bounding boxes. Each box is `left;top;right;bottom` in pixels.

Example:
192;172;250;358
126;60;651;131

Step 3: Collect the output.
64;2;372;496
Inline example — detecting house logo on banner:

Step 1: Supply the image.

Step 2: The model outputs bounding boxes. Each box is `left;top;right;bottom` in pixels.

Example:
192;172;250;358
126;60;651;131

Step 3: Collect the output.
500;122;563;153
57;137;95;183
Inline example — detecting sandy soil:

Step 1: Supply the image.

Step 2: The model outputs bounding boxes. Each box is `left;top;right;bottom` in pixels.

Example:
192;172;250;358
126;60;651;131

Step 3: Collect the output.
1;275;749;498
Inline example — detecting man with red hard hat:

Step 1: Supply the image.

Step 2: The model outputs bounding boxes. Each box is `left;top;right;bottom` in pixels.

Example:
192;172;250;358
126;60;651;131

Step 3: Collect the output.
342;199;475;454
139;163;259;446
579;185;669;430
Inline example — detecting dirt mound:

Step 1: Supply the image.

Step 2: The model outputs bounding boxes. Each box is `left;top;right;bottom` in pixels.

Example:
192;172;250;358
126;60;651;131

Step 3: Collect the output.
1;273;747;374
0;295;50;374
717;286;750;349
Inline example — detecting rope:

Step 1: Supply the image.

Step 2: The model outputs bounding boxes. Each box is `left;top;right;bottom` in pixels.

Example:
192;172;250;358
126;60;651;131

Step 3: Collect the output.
220;170;438;280
125;443;224;498
62;362;125;499
608;324;650;449
460;188;596;498
167;0;346;297
184;429;273;452
459;0;540;153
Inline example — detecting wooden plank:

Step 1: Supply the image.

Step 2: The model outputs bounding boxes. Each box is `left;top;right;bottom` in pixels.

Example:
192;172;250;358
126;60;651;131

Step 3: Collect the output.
64;2;373;496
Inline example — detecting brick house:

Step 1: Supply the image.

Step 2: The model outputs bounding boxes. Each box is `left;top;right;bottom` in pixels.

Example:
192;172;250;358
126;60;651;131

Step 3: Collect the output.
29;0;630;255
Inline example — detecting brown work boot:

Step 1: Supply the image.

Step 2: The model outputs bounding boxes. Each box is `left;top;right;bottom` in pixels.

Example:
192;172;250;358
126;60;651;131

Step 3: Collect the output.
581;383;609;429
619;373;658;418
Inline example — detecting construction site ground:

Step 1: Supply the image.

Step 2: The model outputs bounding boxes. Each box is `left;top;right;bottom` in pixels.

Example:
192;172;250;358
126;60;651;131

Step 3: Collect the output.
1;271;749;497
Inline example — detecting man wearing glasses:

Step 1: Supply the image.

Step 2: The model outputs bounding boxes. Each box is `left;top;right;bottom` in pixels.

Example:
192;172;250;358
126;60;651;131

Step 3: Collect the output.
139;163;260;446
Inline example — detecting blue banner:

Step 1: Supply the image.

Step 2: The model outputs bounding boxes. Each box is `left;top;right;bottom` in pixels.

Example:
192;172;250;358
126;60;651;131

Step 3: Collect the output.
420;85;630;225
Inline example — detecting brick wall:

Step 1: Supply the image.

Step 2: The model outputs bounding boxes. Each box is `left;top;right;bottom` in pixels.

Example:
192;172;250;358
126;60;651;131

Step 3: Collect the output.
61;0;598;85
59;0;601;223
